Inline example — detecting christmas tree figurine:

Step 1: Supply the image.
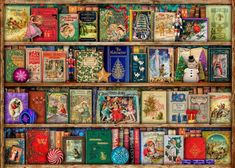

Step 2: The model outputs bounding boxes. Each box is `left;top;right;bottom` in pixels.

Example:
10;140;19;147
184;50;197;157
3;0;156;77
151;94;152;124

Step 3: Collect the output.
112;58;125;82
175;56;187;81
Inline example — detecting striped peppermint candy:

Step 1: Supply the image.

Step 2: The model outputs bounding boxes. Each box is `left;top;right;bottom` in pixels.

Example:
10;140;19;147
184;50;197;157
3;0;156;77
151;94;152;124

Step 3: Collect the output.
47;149;64;164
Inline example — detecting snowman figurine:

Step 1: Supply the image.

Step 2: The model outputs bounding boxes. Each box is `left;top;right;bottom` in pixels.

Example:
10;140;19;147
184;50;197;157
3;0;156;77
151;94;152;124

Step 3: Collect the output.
183;55;199;82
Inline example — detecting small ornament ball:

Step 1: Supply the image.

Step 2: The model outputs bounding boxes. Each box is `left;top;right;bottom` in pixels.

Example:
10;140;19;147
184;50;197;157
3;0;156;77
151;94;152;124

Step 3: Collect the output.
111;146;129;164
47;148;64;164
13;68;29;83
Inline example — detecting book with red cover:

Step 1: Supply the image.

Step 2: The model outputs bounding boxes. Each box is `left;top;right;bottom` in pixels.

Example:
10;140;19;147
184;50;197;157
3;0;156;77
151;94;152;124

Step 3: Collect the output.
124;128;130;150
112;128;119;149
26;130;49;164
184;137;206;160
29;91;46;123
134;128;140;164
31;8;58;42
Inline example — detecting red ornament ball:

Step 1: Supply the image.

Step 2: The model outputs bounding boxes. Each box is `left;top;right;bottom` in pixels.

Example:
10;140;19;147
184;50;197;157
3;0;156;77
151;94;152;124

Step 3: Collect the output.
13;68;29;83
47;149;64;164
193;25;201;34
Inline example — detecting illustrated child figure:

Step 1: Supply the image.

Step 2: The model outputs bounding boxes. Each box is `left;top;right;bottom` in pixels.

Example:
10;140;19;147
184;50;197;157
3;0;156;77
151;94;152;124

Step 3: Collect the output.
165;138;180;163
126;99;136;122
144;140;156;158
111;102;123;122
213;55;223;77
101;102;111;121
80;102;90;123
10;99;21;120
59;104;67;115
24;15;42;40
159;64;165;77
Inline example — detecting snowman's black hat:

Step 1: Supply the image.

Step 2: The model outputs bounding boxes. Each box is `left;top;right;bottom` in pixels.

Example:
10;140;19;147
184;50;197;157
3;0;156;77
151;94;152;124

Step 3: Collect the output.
188;55;195;62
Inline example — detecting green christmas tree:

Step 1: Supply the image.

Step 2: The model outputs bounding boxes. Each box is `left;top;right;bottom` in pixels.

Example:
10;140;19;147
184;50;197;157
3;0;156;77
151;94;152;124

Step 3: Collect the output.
143;95;156;116
175;56;187;81
198;62;205;81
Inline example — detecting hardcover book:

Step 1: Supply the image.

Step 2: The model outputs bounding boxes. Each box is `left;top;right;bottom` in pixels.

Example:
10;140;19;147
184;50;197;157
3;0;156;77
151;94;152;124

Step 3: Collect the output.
184;137;206;160
5;5;30;42
142;91;167;123
5;92;28;124
86;130;112;164
202;131;231;164
96;90;139;124
141;131;165;164
70;89;92;124
131;53;148;82
5;49;25;82
129;129;135;163
134;128;140;164
112;128;119;149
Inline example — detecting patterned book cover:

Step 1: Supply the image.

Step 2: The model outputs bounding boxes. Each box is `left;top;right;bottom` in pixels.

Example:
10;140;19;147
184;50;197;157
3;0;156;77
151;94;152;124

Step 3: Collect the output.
5;49;25;82
31;8;58;42
119;128;124;147
209;93;231;124
131;53;148;82
106;46;130;82
26;130;49;164
112;128;119;149
96;90;139;124
86;130;112;164
141;131;165;164
129;129;135;164
206;5;231;41
100;5;129;41
202;131;231;164
5;138;25;164
59;14;79;41
134;128;140;164
42;51;66;82
184;137;206;160
124;128;130;150
26;48;42;82
129;10;153;41
5;92;28;124
70;89;92;124
28;91;46;123
4;5;30;42
142;91;167;124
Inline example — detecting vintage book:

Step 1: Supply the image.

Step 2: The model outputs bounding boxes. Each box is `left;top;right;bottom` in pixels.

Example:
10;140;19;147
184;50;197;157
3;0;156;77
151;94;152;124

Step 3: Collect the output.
5;5;30;42
202;131;231;164
168;91;189;124
5;92;28;124
164;135;184;164
200;6;206;18
70;89;92;124
188;94;209;123
106;46;130;82
96;90;139;124
131;53;148;82
141;131;165;164
148;47;174;82
86;130;112;164
181;7;188;18
154;12;175;41
46;92;69;123
206;5;231;41
189;5;196;18
124;128;130;150
134;128;140;164
209;93;231;124
142;91;167;124
100;5;129;41
50;131;70;149
42;51;66;82
26;48;42;82
68;6;78;13
31;8;58;42
5;49;25;82
184;137;206;160
129;129;135;163
129;10;153;41
5;138;25;164
59;14;79;42
119;128;124;147
112;128;119;149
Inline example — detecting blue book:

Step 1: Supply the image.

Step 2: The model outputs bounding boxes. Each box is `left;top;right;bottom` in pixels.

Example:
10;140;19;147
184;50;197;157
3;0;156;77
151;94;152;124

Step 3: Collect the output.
205;159;215;164
182;160;192;164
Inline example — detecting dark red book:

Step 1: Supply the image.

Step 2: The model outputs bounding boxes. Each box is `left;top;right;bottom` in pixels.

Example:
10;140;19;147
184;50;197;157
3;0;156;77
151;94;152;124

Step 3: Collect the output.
31;8;58;42
26;130;49;164
184;137;206;160
124;128;130;150
134;128;140;164
29;91;46;123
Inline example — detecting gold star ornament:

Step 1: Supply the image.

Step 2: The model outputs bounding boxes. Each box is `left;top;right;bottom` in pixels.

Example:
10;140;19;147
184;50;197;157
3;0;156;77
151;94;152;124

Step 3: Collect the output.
97;67;111;82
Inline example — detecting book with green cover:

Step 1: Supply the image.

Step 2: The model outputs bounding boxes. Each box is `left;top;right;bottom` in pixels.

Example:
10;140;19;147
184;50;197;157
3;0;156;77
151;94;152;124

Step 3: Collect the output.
86;129;112;164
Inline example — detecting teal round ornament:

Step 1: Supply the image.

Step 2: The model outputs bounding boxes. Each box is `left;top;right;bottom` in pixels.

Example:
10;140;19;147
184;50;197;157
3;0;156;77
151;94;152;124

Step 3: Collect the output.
111;146;129;164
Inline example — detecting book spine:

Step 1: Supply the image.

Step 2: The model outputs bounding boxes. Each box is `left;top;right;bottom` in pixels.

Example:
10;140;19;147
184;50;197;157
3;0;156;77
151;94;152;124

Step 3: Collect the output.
112;128;119;149
129;129;135;164
119;128;124;147
124;128;130;150
134;128;140;164
200;6;206;18
55;131;62;149
189;5;196;18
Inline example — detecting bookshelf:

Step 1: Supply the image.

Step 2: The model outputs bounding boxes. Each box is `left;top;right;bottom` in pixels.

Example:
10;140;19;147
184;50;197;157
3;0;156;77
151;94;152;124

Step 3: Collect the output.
0;0;235;168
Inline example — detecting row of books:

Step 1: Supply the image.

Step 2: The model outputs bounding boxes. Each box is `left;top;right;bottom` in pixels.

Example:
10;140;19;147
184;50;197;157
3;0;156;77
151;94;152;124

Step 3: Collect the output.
5;128;231;165
5;89;231;124
5;5;231;42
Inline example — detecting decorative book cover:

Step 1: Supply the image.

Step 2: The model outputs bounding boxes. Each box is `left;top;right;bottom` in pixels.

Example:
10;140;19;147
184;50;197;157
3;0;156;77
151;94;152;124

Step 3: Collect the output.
46;92;69;123
124;128;130;150
96;90;139;124
131;53;148;82
86;130;112;164
28;91;46;123
188;94;209;123
134;128;140;164
168;91;189;124
209;93;231;124
26;48;42;82
148;47;174;82
202;131;231;164
5;92;28;124
164;135;184;164
142;91;167;124
76;49;103;82
5;49;25;82
31;8;58;42
154;12;175;41
184;137;206;160
112;128;119;149
206;5;231;41
59;14;79;41
106;46;130;82
129;10;153;41
26;130;49;164
5;138;25;164
129;129;135;163
42;51;66;82
70;89;92;124
100;5;129;41
5;5;30;42
141;131;165;164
